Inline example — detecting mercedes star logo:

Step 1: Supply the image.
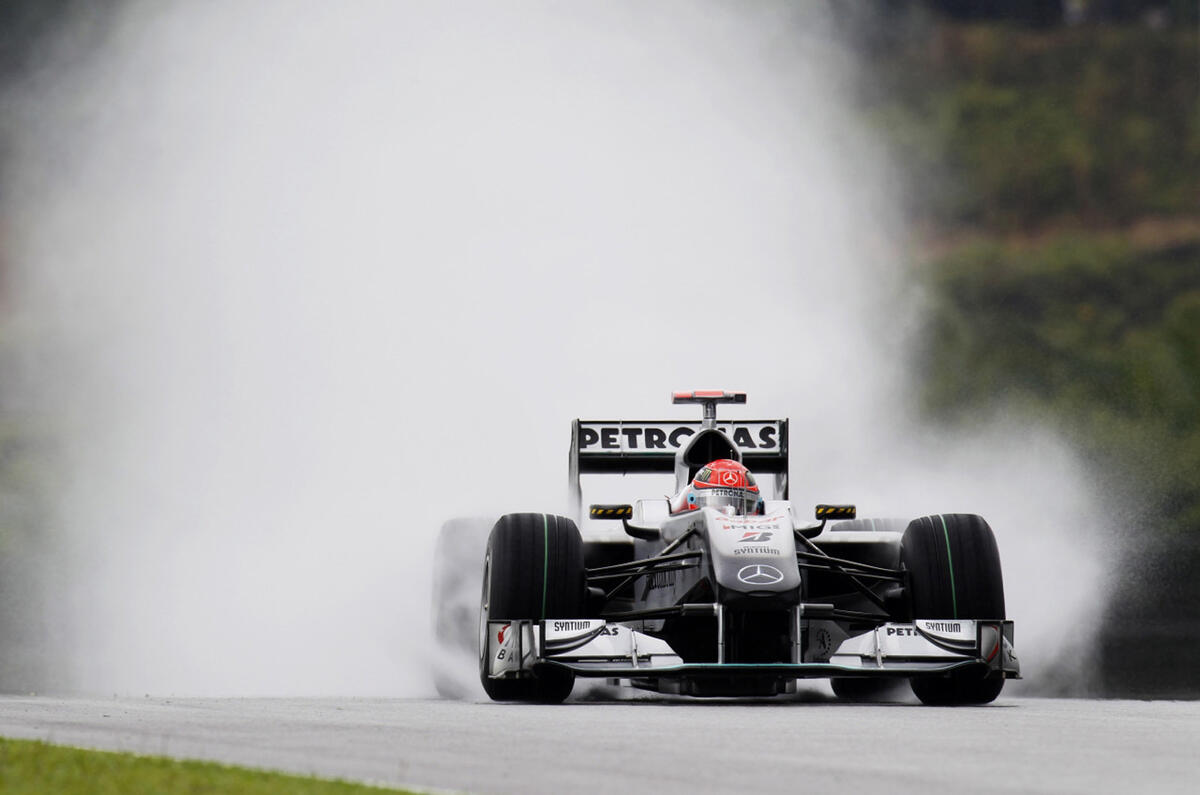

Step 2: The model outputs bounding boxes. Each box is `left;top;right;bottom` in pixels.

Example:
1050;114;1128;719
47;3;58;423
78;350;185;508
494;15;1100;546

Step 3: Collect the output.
737;564;784;586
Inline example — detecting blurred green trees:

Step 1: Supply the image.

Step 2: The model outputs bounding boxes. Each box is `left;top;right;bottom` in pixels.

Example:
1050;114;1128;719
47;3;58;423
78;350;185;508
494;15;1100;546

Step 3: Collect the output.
867;24;1198;230
865;22;1200;534
919;238;1200;528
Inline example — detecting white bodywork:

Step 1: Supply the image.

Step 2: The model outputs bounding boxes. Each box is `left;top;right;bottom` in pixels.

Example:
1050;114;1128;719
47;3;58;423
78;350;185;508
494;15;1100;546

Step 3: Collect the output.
485;617;1019;680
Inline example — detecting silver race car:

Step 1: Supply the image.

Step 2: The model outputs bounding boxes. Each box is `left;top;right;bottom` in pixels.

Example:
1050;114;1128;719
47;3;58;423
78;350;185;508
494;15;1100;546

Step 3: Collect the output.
434;391;1018;704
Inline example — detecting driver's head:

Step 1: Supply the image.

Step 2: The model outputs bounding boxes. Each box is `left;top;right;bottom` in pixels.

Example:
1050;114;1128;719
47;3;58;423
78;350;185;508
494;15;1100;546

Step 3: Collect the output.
671;459;763;515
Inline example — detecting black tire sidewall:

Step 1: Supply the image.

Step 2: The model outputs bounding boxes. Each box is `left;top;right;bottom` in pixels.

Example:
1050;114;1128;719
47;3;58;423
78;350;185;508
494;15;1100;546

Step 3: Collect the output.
487;513;585;622
900;513;1006;706
479;513;585;702
901;513;1005;622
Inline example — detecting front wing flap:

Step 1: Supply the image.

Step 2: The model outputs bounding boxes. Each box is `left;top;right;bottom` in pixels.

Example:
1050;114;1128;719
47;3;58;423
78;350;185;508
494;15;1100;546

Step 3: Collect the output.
483;618;1019;681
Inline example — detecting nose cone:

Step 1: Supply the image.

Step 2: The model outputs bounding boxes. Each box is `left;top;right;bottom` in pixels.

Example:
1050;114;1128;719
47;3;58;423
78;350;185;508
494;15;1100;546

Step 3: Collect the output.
701;510;801;601
735;563;789;587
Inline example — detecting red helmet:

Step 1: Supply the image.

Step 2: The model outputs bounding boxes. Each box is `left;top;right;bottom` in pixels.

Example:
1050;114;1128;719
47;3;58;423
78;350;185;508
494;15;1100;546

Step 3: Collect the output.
670;459;763;516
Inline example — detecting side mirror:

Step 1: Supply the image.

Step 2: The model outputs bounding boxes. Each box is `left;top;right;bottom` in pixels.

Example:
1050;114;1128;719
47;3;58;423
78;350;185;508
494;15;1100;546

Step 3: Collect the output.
815;504;856;520
589;504;633;520
589;504;660;541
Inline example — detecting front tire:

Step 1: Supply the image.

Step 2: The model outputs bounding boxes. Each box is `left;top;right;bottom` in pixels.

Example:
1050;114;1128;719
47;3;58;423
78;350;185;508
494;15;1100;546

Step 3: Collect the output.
479;513;585;703
901;513;1006;706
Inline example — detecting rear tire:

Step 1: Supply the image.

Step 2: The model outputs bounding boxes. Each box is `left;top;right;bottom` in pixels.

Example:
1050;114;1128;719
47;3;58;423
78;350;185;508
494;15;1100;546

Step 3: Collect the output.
827;517;909;534
901;513;1006;706
830;677;906;702
479;513;585;703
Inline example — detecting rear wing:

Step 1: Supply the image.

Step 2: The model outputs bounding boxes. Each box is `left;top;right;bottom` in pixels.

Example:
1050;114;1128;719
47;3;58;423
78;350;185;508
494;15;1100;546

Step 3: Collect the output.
568;418;789;519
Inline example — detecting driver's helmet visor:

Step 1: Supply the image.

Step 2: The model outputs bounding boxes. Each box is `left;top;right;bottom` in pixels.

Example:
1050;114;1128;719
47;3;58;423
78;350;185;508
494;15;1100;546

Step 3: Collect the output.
694;487;759;515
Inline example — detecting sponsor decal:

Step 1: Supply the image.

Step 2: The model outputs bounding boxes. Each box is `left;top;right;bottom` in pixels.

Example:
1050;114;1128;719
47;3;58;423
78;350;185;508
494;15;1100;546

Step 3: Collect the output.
549;621;619;637
494;623;514;662
733;545;780;556
888;625;970;639
886;627;921;637
578;422;781;453
738;531;773;543
647;570;676;590
720;514;784;530
812;628;833;658
720;470;740;485
697;487;748;498
737;564;784;586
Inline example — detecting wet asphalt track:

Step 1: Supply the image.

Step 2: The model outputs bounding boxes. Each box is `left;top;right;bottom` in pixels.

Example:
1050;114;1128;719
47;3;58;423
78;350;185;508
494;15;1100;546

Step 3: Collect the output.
0;693;1197;794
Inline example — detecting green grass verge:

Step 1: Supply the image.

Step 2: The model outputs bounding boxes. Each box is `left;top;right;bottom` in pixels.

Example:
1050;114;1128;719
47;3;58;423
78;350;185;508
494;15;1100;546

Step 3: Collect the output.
0;737;418;795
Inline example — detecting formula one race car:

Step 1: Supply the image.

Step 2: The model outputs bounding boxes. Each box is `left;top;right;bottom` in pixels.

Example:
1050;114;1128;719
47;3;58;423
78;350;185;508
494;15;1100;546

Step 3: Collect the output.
433;391;1018;705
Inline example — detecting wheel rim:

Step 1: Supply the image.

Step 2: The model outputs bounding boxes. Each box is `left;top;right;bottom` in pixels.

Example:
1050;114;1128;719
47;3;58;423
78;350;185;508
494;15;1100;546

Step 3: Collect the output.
478;552;491;673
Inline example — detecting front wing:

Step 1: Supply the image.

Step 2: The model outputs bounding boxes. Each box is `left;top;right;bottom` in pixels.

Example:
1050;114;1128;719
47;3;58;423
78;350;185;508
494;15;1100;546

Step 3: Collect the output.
483;617;1019;681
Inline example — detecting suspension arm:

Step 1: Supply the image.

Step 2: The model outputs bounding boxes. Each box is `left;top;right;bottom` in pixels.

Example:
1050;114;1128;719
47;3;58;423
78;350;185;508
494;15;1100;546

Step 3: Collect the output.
794;531;892;614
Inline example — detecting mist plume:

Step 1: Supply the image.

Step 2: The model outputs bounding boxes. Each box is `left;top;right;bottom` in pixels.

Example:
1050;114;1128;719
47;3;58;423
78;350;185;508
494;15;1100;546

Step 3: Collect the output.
2;1;1108;695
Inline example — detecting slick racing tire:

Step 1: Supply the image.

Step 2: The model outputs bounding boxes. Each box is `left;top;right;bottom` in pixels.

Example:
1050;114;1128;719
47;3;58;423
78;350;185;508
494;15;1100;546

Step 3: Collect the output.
827;517;909;534
830;677;906;702
901;514;1006;706
479;513;585;703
